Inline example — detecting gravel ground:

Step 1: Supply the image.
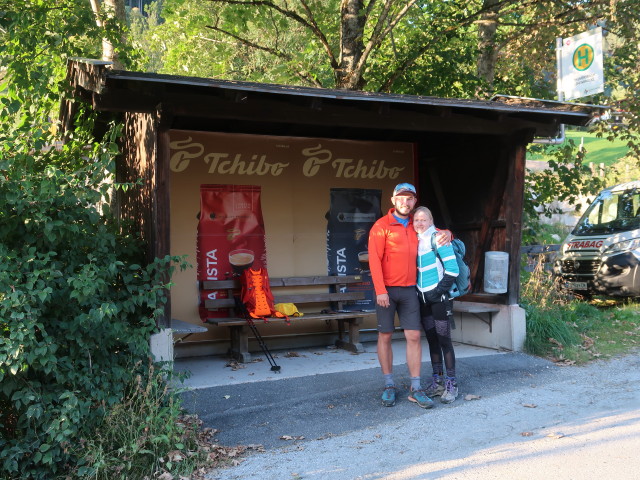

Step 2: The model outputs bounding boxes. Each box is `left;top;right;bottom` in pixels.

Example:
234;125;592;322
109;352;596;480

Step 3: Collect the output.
185;351;640;480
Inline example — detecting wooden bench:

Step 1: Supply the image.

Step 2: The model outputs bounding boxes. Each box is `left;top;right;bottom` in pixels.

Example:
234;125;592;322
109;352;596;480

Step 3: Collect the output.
452;303;501;332
201;274;376;362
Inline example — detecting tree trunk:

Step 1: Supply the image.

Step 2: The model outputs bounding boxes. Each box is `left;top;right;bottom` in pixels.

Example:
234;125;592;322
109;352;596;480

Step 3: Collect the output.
337;0;366;90
476;0;501;86
89;0;126;69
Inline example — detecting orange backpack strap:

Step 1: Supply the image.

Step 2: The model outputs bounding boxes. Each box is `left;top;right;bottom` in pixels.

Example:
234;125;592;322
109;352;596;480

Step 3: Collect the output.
272;310;290;325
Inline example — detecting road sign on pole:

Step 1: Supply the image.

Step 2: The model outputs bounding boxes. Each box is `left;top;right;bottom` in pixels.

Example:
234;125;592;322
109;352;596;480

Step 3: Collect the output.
560;27;604;101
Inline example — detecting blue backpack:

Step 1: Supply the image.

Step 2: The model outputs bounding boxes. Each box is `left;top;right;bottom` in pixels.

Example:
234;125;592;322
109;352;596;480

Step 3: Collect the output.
430;234;471;298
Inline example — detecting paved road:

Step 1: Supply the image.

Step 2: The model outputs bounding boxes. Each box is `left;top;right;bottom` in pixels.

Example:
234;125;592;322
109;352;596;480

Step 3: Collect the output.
179;351;640;479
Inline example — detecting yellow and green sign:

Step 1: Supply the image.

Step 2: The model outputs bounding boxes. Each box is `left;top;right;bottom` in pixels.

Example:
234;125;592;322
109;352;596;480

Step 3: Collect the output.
560;27;604;101
573;43;595;71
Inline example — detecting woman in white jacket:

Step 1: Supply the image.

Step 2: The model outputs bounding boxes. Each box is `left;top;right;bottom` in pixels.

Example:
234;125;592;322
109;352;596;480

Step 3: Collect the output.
413;206;460;404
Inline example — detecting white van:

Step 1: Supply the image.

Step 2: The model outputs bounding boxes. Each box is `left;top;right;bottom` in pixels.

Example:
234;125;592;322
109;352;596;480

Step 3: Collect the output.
553;180;640;298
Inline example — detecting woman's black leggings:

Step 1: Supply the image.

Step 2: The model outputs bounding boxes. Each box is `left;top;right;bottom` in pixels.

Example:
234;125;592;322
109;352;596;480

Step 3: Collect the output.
420;299;456;378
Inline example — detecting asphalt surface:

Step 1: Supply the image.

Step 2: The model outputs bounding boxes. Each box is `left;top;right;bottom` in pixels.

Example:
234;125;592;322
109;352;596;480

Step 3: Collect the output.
178;350;640;479
180;353;554;450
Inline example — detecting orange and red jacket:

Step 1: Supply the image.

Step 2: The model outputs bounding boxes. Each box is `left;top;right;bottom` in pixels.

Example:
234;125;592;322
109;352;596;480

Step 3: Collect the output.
368;208;419;295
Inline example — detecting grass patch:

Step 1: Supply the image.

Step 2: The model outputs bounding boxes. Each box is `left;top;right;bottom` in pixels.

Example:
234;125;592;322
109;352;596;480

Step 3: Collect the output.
575;301;640;358
528;130;629;167
521;258;640;365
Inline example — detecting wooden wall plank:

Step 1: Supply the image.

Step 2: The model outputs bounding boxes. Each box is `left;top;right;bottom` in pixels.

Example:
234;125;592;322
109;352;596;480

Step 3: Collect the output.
504;133;529;304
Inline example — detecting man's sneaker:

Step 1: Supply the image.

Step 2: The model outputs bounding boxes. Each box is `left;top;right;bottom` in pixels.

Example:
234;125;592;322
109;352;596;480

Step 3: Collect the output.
440;377;458;404
424;374;444;398
408;389;435;409
381;386;397;407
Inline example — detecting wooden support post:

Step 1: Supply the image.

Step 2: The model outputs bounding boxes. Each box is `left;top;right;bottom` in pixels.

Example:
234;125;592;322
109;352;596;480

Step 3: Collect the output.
335;317;365;353
229;325;252;363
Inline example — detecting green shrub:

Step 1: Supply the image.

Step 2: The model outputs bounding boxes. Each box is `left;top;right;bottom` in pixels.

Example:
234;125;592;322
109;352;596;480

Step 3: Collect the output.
604;154;640;186
0;10;193;476
0;96;186;478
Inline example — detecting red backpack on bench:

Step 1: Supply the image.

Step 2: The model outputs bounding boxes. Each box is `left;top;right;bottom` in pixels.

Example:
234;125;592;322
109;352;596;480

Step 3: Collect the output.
240;267;288;323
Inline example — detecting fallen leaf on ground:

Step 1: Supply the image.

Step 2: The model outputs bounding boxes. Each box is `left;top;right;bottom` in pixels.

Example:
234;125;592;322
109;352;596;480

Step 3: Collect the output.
167;450;184;462
580;334;595;349
225;360;246;371
464;394;481;401
523;403;537;408
280;435;305;441
546;433;565;439
521;431;534;437
555;359;576;366
549;337;564;349
285;351;300;357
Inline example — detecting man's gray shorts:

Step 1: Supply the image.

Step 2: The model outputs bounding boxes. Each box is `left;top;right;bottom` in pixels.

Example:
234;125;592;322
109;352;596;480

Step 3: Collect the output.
376;286;421;333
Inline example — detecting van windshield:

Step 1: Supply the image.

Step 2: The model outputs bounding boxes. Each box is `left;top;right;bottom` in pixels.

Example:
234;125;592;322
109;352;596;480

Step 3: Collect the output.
573;187;640;235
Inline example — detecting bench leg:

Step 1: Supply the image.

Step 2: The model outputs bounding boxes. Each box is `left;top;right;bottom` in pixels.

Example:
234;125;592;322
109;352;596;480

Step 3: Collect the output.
335;317;364;353
229;325;252;363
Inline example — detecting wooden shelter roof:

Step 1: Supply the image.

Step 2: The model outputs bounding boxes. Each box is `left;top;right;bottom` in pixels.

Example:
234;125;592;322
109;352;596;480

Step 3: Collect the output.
63;58;604;140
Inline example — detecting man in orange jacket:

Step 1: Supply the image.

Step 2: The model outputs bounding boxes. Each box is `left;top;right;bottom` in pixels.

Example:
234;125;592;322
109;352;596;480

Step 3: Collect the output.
368;183;450;408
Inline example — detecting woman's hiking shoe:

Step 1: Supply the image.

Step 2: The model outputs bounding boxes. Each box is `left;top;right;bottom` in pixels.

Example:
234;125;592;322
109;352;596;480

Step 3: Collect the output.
408;389;435;409
424;374;444;398
440;377;458;404
381;386;397;407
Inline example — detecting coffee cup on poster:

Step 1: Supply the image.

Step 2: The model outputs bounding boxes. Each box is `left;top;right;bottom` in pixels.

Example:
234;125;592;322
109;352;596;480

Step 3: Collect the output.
229;249;254;275
358;251;369;272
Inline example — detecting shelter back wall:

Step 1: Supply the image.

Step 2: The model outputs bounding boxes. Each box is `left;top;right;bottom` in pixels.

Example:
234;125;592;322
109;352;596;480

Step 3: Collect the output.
168;130;415;339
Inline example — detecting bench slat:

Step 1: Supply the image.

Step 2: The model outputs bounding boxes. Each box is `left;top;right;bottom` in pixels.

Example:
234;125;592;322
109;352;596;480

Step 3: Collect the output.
452;303;500;314
204;298;237;309
270;275;366;287
207;310;375;326
273;291;364;304
202;274;366;290
201;279;238;289
204;291;365;310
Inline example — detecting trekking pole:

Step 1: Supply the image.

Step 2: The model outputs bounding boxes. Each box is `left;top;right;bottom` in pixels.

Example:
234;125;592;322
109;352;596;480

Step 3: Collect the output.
237;300;281;373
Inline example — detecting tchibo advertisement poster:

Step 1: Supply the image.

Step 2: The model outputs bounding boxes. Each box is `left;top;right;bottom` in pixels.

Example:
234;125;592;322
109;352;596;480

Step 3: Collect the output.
326;188;381;312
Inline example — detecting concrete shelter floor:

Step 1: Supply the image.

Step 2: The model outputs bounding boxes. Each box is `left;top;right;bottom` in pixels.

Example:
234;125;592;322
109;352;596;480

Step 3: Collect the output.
173;339;503;390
